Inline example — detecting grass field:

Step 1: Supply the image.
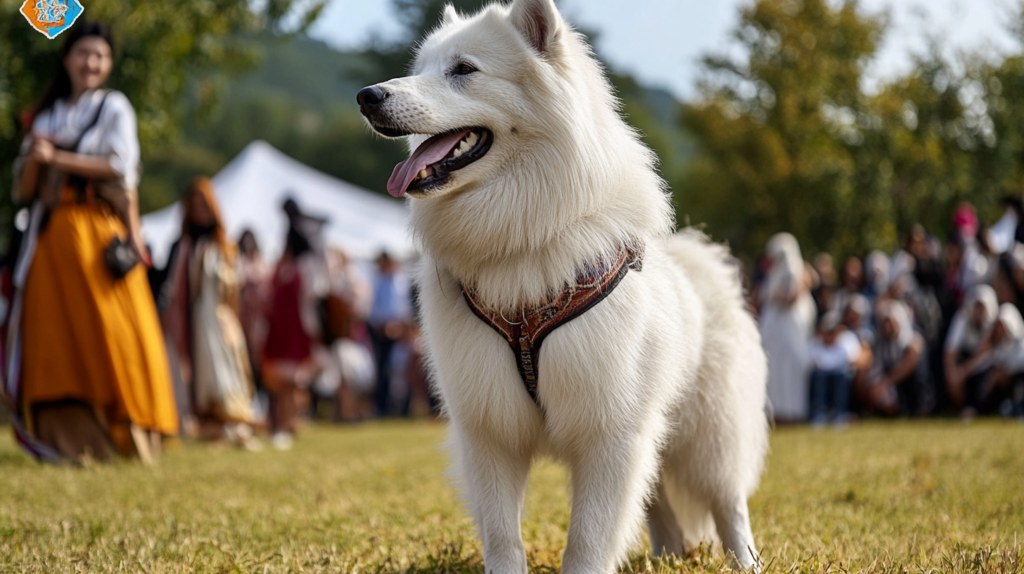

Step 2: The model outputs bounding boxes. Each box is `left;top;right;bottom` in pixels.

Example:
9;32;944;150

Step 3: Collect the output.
0;419;1022;573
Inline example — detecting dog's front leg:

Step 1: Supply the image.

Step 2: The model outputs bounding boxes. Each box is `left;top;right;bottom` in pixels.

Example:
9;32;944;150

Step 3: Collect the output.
559;428;663;574
451;426;533;574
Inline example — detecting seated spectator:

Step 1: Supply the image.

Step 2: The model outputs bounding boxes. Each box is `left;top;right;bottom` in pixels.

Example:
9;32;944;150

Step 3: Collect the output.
807;311;861;426
887;252;941;346
944;284;998;415
979;303;1024;417
866;300;928;416
841;294;874;405
842;293;875;346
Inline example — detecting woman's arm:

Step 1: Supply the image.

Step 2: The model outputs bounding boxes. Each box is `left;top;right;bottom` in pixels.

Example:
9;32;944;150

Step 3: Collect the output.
853;342;873;371
16;136;54;201
23;137;120;181
884;337;924;387
50;148;120;180
944;350;962;388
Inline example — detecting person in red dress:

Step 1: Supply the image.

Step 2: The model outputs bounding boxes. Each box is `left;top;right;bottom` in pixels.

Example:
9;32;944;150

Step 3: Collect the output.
261;199;328;449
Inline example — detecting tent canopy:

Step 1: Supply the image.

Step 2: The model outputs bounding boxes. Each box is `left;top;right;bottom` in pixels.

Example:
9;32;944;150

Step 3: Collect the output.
142;140;414;266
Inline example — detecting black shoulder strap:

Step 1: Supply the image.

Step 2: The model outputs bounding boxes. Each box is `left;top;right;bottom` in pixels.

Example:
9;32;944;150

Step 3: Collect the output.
60;90;111;153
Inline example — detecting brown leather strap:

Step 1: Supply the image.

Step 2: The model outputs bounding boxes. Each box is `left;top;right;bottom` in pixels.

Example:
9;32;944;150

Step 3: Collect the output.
461;247;642;407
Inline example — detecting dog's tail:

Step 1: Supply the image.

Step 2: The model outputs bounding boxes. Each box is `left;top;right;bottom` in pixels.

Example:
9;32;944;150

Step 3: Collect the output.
662;228;748;317
663;228;770;498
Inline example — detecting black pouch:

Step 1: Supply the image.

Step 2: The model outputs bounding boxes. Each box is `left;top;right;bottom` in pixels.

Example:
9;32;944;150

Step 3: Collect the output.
103;236;139;279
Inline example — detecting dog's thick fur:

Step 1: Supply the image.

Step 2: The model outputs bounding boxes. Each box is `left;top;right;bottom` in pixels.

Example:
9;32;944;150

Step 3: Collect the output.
359;1;769;572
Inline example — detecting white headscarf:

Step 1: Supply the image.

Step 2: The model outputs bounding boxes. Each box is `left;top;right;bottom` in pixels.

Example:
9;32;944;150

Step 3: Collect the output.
949;284;999;354
966;284;999;328
877;299;914;350
765;232;804;300
993;303;1024;374
872;299;920;379
999;303;1024;340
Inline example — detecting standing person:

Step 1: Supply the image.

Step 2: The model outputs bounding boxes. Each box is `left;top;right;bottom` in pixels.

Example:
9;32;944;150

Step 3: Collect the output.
953;203;990;290
160;178;257;448
906;224;943;295
262;199;328;449
759;232;816;423
368;252;412;417
237;229;273;389
7;22;177;463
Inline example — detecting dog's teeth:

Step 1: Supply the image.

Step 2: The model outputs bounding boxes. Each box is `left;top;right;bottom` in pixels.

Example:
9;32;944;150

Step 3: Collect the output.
452;148;463;158
419;169;428;179
467;132;479;146
458;140;472;153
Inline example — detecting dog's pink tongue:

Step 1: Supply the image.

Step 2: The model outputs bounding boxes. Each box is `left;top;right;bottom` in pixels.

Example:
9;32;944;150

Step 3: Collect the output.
387;130;471;197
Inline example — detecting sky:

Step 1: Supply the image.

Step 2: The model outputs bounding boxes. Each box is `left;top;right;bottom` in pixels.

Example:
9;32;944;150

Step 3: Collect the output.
308;0;1020;100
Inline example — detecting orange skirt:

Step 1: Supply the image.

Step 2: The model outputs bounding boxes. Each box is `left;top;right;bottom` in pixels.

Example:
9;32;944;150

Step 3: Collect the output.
20;189;178;452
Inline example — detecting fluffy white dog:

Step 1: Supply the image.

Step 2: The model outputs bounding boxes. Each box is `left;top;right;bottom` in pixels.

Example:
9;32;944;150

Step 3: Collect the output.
357;0;769;572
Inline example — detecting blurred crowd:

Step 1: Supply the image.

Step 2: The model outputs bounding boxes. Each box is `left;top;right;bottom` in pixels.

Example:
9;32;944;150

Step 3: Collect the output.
753;200;1024;426
146;178;430;451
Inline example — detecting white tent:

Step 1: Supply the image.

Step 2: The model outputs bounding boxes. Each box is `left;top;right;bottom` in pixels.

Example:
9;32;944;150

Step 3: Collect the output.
141;140;415;266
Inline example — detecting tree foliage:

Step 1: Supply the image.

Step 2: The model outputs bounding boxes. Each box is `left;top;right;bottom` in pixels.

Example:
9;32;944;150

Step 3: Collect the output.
679;0;886;258
680;0;1024;261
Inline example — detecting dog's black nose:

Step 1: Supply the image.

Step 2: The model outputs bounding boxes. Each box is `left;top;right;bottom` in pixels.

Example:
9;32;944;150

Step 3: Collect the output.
357;86;388;111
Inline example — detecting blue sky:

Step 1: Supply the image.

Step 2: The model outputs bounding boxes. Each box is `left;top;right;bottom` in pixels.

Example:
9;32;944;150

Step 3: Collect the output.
308;0;1019;99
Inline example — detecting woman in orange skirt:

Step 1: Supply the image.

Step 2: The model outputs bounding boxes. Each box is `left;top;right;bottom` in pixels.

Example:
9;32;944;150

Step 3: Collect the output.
8;22;177;463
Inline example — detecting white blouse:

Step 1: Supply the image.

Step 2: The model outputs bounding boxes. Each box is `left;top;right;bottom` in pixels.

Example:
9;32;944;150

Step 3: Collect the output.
17;89;140;189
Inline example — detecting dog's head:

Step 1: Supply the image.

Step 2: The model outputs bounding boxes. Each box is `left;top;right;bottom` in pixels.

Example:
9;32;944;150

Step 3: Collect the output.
358;0;582;199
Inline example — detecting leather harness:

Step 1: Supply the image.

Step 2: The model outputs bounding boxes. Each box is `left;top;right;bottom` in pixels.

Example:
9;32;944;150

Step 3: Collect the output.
460;247;643;407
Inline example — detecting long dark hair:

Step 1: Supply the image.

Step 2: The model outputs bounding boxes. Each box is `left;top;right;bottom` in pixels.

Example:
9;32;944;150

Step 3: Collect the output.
28;21;115;125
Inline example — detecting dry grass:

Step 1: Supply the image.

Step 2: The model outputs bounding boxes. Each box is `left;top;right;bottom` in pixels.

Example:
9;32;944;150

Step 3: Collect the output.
0;419;1021;573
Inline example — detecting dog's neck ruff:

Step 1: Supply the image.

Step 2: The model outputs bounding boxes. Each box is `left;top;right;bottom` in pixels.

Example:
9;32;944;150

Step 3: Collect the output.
460;246;643;407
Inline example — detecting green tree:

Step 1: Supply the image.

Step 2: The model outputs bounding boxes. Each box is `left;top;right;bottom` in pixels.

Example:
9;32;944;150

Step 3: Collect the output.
679;0;886;259
976;8;1024;210
853;47;991;249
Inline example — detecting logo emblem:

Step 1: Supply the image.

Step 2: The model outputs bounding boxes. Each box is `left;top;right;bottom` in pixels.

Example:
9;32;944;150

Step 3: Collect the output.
20;0;84;39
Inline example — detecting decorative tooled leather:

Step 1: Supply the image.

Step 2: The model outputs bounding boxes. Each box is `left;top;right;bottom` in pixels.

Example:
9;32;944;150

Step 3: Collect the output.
461;247;642;407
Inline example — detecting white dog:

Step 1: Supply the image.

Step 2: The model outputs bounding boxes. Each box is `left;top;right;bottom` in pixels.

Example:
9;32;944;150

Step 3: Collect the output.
357;0;769;572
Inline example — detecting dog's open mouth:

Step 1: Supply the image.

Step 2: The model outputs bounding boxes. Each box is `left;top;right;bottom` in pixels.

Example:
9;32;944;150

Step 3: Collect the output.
387;128;492;197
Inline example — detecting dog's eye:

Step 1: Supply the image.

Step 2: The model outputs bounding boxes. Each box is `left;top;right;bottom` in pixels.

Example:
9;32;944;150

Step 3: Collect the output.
452;62;477;76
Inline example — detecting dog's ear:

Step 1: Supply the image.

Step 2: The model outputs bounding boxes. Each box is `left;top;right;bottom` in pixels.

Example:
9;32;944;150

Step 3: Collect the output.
441;3;459;26
509;0;561;55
